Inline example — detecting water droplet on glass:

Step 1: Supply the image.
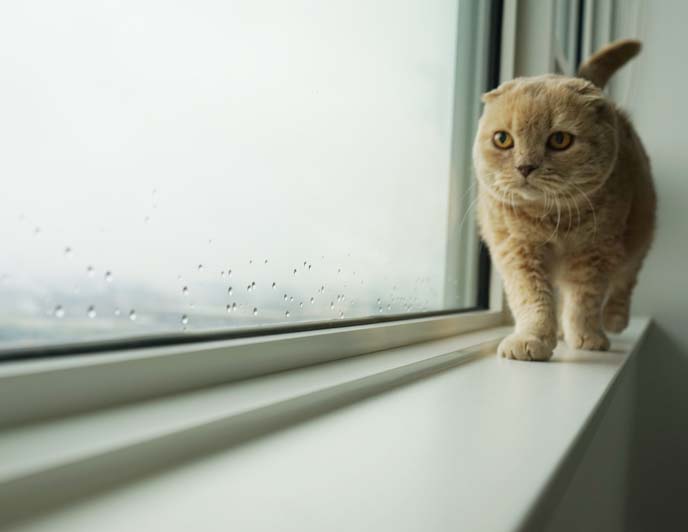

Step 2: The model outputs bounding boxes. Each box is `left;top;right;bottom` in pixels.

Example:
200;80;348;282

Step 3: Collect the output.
337;268;341;274
114;308;121;316
289;296;294;302
228;269;232;277
330;302;334;309
285;310;290;317
293;268;297;275
105;271;113;283
226;304;232;313
129;309;137;321
378;307;383;313
197;264;203;271
181;315;189;325
182;286;189;295
308;264;312;270
87;306;96;318
299;302;303;308
64;246;72;256
264;259;268;264
339;311;344;319
251;281;256;288
249;259;253;265
377;298;381;305
87;266;94;277
283;294;288;301
303;261;307;267
387;305;391;311
228;286;233;295
220;271;225;277
54;305;65;318
272;282;276;289
232;302;237;311
310;297;314;304
253;307;258;316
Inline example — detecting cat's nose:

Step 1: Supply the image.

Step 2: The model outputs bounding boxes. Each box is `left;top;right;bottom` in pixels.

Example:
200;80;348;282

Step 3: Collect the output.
516;164;538;178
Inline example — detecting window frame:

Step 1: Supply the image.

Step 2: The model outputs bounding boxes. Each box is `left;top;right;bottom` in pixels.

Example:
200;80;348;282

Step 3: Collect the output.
0;0;508;428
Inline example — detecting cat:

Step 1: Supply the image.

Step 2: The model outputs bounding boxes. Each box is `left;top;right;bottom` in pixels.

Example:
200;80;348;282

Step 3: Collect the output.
473;39;656;361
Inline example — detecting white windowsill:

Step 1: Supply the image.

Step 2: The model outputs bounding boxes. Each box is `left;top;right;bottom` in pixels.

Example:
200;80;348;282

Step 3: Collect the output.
0;318;650;531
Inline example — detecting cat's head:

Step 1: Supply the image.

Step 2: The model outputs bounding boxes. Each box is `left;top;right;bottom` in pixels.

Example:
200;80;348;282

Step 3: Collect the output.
473;75;618;205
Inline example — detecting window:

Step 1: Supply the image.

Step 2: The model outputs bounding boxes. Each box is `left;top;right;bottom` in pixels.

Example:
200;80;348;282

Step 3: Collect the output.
554;0;583;75
0;0;496;357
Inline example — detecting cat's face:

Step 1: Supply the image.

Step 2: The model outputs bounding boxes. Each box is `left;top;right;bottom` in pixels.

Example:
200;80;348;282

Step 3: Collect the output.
473;75;618;205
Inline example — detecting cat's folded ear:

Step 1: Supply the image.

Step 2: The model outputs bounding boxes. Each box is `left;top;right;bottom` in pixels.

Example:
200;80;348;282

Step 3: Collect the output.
482;79;520;103
481;87;504;103
565;79;617;124
564;78;609;109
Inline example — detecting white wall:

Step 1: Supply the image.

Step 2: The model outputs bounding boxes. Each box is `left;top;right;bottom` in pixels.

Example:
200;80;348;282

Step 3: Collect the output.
608;0;688;528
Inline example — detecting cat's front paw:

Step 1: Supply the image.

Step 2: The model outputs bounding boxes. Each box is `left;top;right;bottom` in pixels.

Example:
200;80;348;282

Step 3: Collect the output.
498;333;555;361
564;328;610;351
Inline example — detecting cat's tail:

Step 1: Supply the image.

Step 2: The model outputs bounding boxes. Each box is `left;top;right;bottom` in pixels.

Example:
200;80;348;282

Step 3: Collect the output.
577;39;642;89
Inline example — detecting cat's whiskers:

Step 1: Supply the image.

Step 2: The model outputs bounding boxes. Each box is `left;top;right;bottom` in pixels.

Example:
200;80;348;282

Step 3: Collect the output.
564;189;582;229
540;191;549;219
509;191;517;217
563;194;574;234
569;183;598;239
544;196;562;244
536;184;558;220
456;180;477;213
456;194;481;236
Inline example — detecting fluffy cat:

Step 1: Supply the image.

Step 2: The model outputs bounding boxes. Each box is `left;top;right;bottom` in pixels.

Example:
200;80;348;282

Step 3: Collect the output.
474;39;656;361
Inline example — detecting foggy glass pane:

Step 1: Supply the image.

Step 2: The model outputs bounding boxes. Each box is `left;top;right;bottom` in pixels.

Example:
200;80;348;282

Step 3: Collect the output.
0;0;474;351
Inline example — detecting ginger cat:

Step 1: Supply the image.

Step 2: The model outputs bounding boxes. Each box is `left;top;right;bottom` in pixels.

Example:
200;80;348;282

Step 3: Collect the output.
474;40;656;361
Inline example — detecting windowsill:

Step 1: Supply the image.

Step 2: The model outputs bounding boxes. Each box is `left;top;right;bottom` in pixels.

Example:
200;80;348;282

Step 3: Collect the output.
0;318;650;531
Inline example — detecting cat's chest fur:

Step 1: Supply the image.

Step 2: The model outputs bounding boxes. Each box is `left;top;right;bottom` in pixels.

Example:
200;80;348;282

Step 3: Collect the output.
480;193;600;251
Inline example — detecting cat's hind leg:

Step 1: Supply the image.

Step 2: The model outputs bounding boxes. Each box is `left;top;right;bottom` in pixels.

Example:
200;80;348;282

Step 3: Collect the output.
603;263;640;333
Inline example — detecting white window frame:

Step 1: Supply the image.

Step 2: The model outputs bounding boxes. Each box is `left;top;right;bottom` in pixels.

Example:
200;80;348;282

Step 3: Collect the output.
0;0;509;430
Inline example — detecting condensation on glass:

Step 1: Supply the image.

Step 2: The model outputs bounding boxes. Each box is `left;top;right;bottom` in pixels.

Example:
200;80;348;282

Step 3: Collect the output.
0;0;478;351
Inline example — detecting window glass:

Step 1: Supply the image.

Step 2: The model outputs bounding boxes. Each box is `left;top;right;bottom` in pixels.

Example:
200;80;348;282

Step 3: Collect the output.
555;0;572;61
0;0;482;352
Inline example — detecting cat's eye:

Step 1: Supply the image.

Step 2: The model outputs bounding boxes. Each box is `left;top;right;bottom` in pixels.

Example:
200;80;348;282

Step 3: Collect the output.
547;131;574;150
492;131;514;149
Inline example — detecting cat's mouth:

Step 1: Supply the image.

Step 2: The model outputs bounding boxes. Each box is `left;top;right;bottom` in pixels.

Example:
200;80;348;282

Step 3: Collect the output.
511;183;543;201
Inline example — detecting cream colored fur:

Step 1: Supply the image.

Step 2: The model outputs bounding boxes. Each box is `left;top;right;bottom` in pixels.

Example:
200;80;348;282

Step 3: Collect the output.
473;40;655;361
